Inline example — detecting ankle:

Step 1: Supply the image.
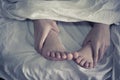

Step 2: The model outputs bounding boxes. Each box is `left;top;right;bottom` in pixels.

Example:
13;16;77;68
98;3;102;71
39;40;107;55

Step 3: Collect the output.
33;19;60;33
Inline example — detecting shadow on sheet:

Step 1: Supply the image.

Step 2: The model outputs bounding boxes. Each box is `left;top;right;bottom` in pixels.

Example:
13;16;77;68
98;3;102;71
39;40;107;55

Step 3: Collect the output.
0;18;118;80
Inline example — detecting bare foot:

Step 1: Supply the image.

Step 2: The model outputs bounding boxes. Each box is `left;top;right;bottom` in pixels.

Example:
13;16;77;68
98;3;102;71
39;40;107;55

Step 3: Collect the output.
34;19;73;61
41;30;73;61
34;19;59;50
73;42;94;69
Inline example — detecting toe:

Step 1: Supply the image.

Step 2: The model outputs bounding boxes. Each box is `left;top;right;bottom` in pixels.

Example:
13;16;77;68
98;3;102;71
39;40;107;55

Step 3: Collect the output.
84;62;89;68
50;52;55;58
79;59;86;67
61;52;67;59
56;52;61;59
73;52;79;59
46;51;50;57
76;56;82;64
67;53;73;60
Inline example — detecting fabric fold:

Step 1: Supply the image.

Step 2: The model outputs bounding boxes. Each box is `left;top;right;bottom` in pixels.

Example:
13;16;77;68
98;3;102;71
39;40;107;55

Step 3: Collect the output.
0;0;120;24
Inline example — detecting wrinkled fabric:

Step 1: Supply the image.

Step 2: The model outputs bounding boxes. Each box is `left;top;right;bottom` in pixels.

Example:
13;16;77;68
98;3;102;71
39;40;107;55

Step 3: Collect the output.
0;0;120;80
0;18;113;80
0;0;120;24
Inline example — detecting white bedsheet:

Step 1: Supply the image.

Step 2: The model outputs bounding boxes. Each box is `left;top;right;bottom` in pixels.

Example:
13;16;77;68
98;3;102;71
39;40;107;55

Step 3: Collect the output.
0;0;120;80
0;18;117;80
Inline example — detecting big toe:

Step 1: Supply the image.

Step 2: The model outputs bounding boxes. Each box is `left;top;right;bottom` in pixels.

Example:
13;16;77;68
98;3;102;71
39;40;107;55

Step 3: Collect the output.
73;52;79;59
67;53;73;60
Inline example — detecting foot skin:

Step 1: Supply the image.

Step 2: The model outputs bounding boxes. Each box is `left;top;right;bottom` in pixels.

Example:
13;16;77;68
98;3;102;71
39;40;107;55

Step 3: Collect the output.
34;19;59;50
41;30;73;61
34;19;73;61
73;43;94;69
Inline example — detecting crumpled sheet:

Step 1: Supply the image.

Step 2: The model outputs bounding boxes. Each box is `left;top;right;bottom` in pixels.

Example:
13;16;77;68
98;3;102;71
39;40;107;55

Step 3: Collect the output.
0;0;120;80
0;0;120;24
0;18;114;80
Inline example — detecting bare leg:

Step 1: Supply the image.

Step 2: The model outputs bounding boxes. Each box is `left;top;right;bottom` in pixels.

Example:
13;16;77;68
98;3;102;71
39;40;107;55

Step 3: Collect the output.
34;19;73;61
34;19;59;50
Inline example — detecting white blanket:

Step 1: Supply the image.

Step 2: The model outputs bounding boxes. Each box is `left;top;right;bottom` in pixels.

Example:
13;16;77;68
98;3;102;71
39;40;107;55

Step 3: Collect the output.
1;0;120;24
0;0;120;80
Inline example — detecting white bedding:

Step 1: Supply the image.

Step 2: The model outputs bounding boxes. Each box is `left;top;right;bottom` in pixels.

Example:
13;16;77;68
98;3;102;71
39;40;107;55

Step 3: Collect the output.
1;0;120;24
0;18;114;80
0;0;120;80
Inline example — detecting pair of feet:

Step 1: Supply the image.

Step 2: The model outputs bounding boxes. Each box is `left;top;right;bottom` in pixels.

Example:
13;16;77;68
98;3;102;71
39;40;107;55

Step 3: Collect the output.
34;19;94;69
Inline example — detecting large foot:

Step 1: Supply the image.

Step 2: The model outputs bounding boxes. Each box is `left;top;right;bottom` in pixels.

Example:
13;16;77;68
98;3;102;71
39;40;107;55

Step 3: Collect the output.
41;30;73;61
34;19;73;61
73;42;94;69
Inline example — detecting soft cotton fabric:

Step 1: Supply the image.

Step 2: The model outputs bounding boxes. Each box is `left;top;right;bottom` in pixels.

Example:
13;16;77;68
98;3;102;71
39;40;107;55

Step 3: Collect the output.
0;0;120;24
0;18;114;80
0;0;120;80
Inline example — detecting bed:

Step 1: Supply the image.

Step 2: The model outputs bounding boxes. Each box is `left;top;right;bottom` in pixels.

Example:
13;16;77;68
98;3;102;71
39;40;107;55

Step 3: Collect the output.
0;0;120;80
